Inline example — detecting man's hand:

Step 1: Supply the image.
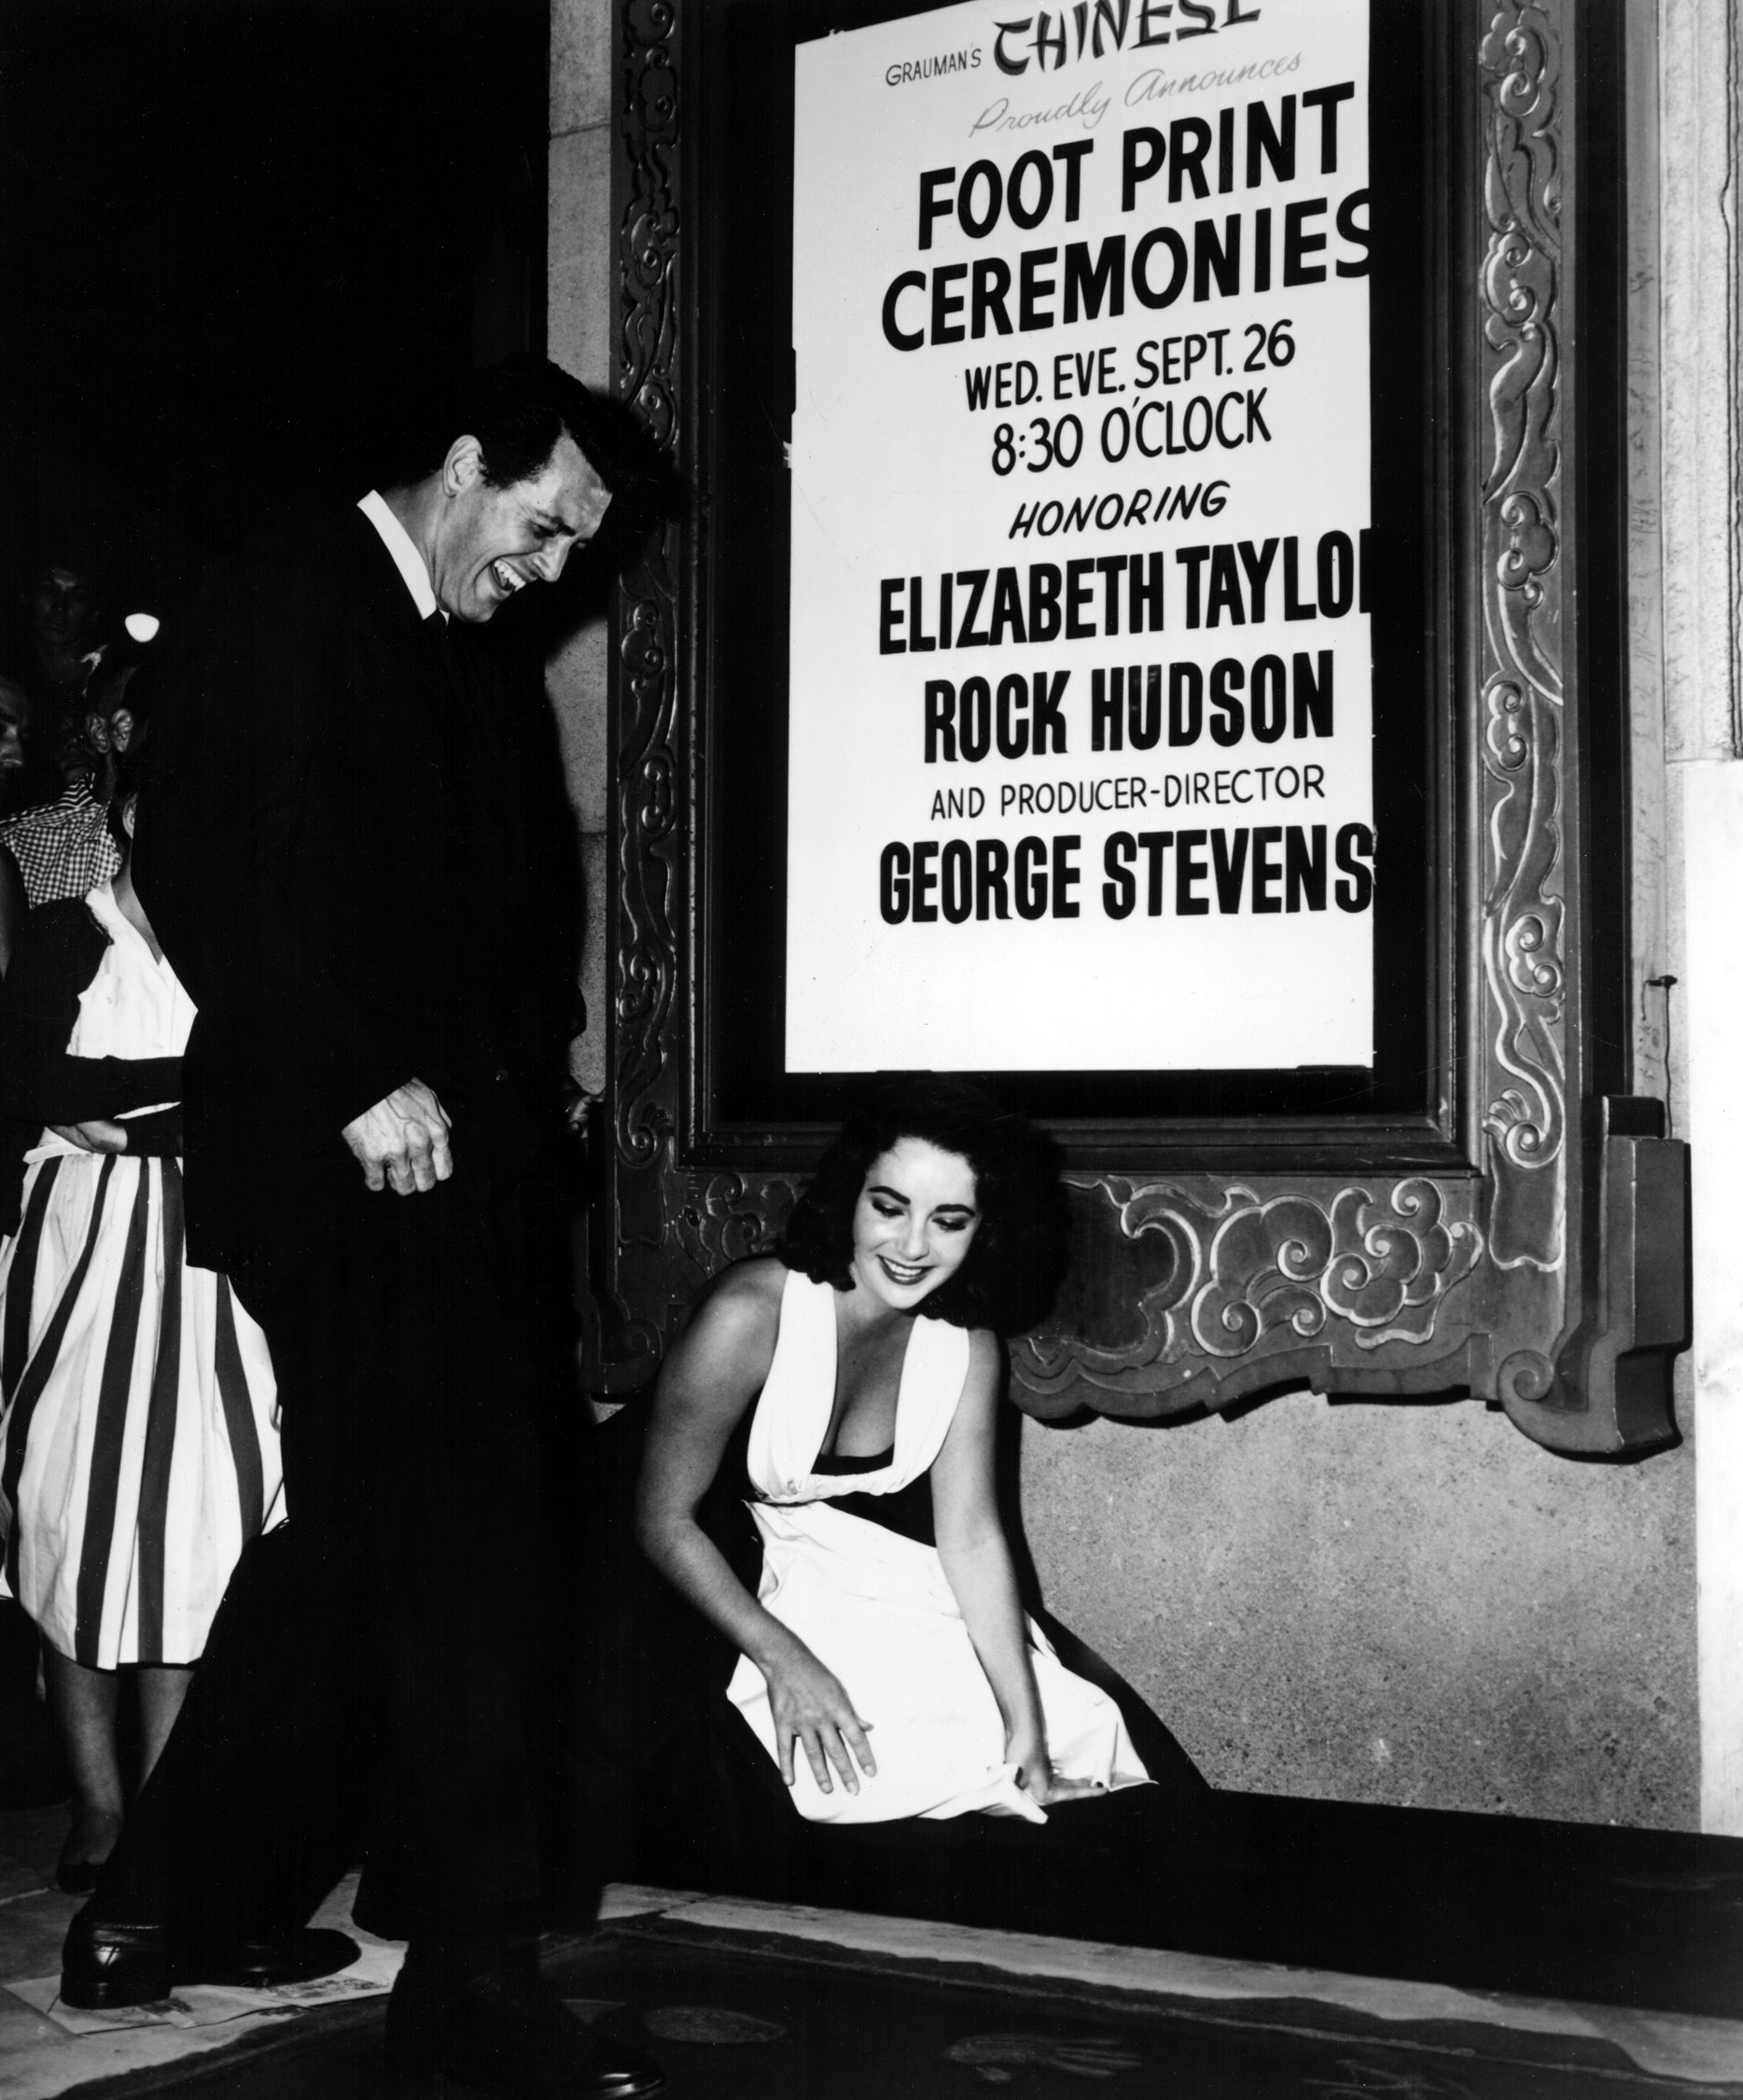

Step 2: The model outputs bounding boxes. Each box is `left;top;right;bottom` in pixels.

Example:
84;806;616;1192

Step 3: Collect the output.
49;1119;129;1153
342;1081;453;1195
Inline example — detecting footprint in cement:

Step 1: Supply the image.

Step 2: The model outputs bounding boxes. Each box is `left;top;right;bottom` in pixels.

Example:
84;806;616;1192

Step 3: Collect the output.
947;2031;1142;2081
643;2006;788;2044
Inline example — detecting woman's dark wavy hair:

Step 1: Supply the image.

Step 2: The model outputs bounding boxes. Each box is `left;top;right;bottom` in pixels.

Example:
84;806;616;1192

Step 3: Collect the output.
776;1077;1067;1336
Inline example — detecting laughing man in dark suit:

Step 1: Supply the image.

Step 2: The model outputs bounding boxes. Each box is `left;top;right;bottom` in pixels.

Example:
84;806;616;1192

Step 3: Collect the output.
61;357;664;2100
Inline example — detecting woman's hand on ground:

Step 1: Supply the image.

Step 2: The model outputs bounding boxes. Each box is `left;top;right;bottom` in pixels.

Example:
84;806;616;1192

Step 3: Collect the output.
767;1648;876;1798
1025;1771;1104;1807
1010;1729;1099;1809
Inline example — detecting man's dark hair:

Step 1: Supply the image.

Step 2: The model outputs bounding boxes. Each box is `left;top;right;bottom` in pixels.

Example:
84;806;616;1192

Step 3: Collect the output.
409;356;628;494
19;545;104;595
776;1077;1066;1335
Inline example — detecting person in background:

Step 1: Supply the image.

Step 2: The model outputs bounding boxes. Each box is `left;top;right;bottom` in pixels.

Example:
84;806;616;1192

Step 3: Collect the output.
0;675;29;811
79;651;145;808
0;670;60;1806
0;648;140;911
0;676;29;975
0;740;288;1900
0;851;21;983
14;553;109;805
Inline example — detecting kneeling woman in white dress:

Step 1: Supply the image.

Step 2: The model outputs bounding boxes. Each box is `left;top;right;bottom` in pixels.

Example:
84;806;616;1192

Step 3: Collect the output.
635;1077;1150;1825
0;756;282;1892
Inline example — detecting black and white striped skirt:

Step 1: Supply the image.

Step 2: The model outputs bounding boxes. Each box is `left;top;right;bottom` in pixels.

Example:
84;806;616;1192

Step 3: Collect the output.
0;1152;284;1668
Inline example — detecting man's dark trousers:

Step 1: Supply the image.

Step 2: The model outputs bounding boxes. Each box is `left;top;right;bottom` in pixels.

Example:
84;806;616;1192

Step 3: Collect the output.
97;1163;554;1947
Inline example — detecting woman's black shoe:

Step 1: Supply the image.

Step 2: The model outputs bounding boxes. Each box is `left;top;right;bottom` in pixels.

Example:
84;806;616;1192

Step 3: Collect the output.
54;1856;103;1898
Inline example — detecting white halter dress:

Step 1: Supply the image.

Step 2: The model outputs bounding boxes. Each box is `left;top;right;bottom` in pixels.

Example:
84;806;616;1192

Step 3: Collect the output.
725;1268;1150;1825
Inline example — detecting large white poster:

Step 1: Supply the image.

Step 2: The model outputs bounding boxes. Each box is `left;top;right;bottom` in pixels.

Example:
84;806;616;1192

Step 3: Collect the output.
786;0;1373;1072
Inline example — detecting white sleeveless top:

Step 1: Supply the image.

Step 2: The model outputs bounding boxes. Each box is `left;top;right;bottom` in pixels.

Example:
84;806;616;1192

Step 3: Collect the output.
745;1268;969;1506
27;881;193;1165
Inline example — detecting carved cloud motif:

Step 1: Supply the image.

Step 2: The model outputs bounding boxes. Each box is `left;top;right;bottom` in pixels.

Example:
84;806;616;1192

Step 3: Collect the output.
1019;1178;1485;1401
1190;1182;1485;1356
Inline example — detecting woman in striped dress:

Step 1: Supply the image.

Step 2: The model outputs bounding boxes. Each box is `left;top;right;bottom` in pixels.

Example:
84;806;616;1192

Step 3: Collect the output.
0;753;283;1893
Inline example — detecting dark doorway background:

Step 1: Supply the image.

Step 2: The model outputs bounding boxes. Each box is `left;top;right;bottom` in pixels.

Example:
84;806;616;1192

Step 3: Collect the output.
0;0;550;634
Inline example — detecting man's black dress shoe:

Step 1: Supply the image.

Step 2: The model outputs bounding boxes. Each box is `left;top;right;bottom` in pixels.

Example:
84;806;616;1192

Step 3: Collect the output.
384;1957;665;2098
59;1918;170;2009
62;1911;360;2010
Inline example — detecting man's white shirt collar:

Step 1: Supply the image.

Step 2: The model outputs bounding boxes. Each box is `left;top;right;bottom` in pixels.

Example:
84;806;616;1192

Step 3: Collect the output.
357;490;441;621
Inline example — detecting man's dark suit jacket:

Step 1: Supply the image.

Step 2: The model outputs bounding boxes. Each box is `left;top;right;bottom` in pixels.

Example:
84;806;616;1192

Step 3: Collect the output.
132;505;575;1289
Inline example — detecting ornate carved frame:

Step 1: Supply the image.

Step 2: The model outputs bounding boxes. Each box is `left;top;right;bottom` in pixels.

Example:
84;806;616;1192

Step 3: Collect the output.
599;0;1687;1455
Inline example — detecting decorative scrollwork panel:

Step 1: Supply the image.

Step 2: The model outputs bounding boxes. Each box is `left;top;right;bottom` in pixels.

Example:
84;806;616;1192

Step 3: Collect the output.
1477;1;1569;1284
1013;1174;1486;1416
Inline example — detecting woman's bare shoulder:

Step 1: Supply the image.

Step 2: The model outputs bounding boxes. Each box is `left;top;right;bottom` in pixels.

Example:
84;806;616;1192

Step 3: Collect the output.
705;1252;793;1319
954;1325;1007;1406
965;1325;1004;1371
671;1256;790;1365
704;1256;789;1318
